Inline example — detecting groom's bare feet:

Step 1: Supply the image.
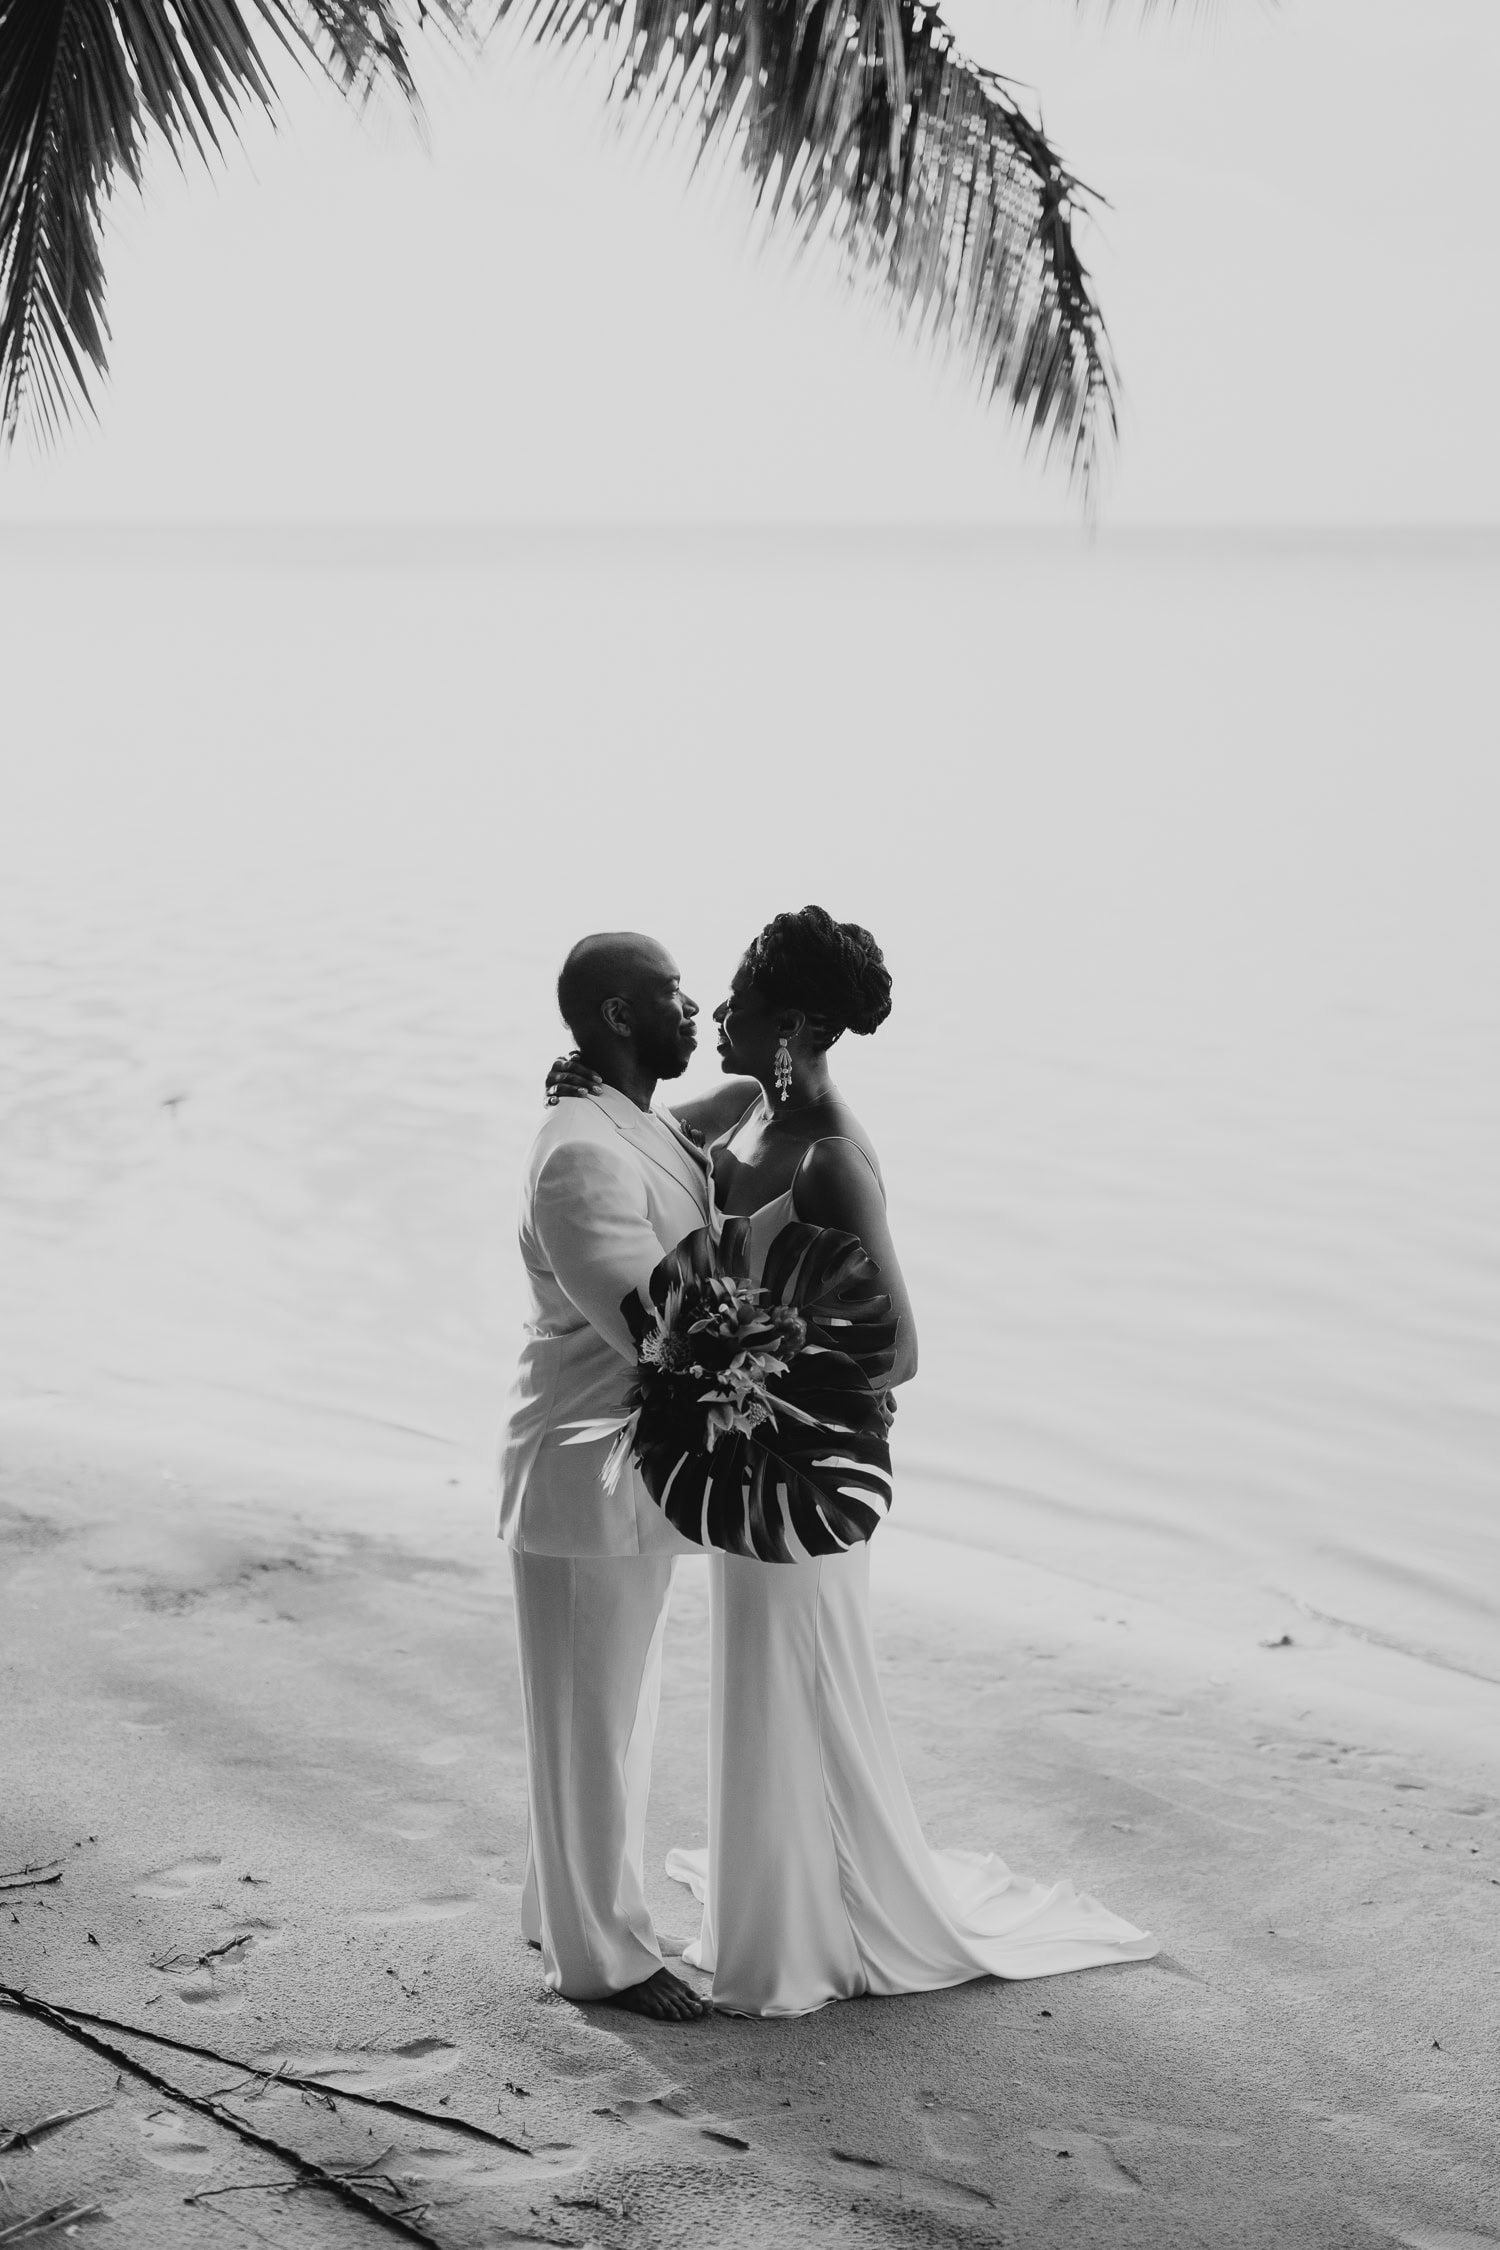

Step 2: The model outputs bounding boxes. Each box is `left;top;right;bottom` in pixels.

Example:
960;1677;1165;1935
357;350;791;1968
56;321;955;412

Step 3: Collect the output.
605;1966;709;2021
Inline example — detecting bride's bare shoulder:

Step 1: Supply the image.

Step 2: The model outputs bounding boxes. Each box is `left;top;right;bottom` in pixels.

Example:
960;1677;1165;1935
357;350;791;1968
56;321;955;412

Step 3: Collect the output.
794;1125;885;1215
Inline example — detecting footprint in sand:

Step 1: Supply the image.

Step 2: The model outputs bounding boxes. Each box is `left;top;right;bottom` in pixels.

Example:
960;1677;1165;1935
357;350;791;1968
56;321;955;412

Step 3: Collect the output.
1028;2130;1141;2195
356;1894;477;1926
394;2141;581;2187
827;2145;995;2211
255;2039;461;2093
230;1916;284;1950
174;1977;247;2014
152;1919;285;1967
156;1918;283;2012
134;1855;222;1899
593;2094;752;2158
137;2108;217;2173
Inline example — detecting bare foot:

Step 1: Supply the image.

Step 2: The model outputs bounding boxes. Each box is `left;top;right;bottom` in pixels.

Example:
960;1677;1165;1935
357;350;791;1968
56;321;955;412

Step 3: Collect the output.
604;1966;709;2022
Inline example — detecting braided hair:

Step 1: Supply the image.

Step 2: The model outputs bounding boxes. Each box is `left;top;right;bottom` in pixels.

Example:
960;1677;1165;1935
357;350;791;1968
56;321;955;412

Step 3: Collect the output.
741;906;892;1047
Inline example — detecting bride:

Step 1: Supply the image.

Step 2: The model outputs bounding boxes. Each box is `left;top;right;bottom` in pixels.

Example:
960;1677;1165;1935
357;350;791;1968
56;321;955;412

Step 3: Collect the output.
549;904;1156;2016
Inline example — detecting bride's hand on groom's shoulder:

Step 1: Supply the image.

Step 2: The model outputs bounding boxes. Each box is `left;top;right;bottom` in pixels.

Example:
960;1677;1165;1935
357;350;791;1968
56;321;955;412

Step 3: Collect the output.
545;1051;603;1106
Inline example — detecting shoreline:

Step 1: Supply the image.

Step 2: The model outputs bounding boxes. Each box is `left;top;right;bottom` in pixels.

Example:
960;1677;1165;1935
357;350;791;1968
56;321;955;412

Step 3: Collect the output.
3;1425;1498;2247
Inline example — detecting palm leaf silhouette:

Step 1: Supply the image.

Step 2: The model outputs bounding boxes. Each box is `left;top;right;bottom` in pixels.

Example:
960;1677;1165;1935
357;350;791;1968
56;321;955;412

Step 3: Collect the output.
500;0;1126;490
3;0;1215;471
0;0;448;440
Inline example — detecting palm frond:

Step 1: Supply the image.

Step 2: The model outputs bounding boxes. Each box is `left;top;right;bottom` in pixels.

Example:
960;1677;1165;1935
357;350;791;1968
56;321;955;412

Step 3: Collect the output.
500;0;1120;490
0;0;444;442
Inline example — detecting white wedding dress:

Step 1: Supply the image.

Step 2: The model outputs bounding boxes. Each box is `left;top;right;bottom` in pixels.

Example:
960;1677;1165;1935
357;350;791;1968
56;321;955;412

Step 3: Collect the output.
665;1181;1158;2018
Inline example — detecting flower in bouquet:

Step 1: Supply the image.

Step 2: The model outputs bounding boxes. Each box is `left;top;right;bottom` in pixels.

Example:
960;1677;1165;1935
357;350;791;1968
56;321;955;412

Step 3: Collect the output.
566;1218;897;1562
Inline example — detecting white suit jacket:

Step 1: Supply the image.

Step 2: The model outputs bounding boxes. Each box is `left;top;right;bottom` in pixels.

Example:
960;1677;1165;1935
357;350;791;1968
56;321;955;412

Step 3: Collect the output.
497;1086;714;1556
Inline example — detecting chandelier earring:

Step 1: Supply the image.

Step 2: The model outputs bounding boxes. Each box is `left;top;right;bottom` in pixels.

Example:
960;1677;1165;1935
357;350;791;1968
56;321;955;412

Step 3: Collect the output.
774;1036;794;1105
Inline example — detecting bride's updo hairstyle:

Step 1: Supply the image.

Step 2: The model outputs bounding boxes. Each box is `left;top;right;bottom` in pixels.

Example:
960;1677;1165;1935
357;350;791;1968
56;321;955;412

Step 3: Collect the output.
742;906;892;1048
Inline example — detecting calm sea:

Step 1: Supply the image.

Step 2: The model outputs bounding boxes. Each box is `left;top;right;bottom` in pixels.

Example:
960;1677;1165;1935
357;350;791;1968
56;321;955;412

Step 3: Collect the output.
2;525;1496;1680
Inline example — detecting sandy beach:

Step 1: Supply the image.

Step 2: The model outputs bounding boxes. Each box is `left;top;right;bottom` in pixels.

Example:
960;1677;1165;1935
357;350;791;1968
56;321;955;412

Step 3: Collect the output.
3;523;1497;2243
4;10;1498;2221
3;1422;1497;2250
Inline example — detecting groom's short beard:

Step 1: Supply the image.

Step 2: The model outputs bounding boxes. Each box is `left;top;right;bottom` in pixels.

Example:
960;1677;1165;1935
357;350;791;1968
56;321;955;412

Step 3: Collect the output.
639;1029;693;1081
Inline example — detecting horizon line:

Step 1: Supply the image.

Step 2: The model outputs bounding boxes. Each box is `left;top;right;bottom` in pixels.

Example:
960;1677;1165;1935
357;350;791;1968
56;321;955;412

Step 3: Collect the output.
1;517;1496;540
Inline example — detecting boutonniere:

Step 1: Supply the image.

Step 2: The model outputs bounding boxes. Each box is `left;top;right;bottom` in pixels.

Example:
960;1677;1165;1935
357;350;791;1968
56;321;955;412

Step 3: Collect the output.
680;1121;706;1148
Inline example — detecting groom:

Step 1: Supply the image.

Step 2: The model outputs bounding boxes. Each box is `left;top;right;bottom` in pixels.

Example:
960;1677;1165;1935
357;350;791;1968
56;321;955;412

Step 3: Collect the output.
499;933;712;2021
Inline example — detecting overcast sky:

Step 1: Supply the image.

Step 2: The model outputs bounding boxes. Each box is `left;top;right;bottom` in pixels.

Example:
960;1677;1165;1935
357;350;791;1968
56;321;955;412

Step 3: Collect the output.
3;0;1496;524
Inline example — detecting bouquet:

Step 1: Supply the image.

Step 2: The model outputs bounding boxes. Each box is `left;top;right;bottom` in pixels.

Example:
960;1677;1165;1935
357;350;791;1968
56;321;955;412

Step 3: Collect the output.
565;1218;897;1561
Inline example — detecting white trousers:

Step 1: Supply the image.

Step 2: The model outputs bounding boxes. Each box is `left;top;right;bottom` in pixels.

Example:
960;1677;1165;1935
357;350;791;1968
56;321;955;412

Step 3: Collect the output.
510;1549;675;2000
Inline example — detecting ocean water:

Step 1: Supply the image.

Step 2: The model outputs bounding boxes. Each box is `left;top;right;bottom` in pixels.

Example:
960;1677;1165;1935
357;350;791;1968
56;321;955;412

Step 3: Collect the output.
2;525;1496;1682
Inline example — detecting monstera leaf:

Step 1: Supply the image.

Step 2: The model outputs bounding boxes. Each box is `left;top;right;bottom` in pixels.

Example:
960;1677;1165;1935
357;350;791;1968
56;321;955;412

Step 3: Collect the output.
621;1222;726;1347
760;1222;898;1386
622;1217;897;1562
635;1347;892;1562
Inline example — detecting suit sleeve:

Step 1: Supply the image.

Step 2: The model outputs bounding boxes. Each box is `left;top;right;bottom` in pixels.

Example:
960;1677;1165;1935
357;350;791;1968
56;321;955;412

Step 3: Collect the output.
531;1138;664;1361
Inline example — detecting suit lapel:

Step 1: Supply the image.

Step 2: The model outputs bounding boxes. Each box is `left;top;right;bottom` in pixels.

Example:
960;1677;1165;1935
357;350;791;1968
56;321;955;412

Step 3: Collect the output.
654;1105;714;1181
591;1090;711;1216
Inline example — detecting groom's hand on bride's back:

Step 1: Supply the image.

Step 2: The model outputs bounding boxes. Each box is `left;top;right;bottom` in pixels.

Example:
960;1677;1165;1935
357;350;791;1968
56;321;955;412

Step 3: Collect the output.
545;1050;603;1105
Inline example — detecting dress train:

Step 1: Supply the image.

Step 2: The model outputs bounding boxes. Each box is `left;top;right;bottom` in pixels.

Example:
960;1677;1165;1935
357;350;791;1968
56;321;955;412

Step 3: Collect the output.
666;1543;1157;2018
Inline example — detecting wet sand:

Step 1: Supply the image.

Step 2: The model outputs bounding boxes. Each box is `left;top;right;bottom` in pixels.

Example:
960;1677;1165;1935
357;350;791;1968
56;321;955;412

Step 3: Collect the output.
2;1427;1498;2250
